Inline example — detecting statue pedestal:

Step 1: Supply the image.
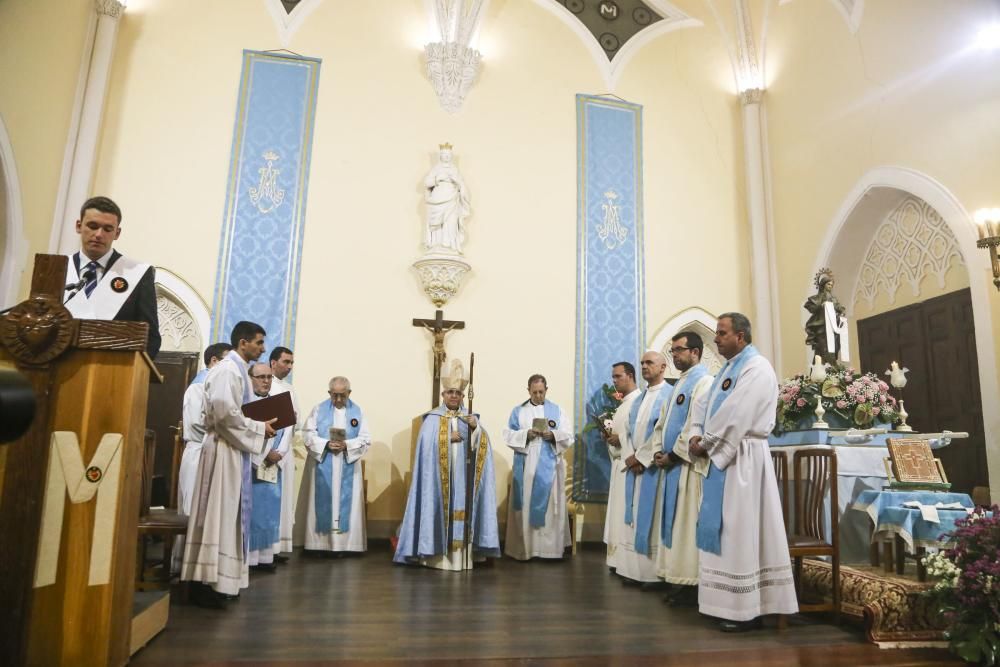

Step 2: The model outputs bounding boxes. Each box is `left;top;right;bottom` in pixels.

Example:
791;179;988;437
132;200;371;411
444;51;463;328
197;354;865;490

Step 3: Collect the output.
413;252;471;307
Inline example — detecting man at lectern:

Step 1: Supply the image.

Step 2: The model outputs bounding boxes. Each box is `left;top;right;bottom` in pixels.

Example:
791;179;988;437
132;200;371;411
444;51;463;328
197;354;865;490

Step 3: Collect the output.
63;195;161;357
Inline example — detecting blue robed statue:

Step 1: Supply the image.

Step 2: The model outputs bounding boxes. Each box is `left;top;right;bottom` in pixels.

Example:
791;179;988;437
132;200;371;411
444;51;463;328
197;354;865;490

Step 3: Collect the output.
394;359;500;570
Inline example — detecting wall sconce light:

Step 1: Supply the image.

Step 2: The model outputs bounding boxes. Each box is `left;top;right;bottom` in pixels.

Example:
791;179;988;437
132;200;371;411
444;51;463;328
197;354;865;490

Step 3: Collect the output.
974;208;1000;291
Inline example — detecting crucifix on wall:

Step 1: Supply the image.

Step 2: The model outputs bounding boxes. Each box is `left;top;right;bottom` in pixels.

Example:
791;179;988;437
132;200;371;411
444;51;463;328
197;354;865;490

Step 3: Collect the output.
412;309;465;408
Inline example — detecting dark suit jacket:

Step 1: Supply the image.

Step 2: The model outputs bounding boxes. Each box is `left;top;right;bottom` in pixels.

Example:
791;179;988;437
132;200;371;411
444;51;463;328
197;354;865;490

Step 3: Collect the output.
74;250;161;357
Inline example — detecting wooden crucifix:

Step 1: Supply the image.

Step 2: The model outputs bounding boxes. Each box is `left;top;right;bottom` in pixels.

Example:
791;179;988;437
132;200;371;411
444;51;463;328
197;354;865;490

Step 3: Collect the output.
412;309;465;408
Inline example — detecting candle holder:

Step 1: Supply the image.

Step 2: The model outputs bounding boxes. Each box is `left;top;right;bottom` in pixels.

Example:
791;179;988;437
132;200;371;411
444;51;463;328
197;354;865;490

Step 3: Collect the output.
813;399;829;429
896;399;913;432
974;208;1000;291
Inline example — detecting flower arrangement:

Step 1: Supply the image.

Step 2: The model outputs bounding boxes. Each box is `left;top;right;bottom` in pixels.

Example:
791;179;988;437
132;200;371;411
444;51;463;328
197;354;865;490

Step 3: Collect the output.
583;383;624;435
923;506;1000;665
775;364;899;433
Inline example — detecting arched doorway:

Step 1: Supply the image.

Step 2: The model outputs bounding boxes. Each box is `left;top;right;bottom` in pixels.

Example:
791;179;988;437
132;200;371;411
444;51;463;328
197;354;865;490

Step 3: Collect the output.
811;166;998;494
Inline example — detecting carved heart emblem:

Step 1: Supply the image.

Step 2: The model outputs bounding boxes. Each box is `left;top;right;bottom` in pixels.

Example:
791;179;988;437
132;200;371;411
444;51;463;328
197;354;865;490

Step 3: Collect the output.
16;309;58;353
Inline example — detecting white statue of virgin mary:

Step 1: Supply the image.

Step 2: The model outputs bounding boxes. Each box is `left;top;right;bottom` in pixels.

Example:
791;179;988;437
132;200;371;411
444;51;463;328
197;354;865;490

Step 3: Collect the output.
423;144;470;254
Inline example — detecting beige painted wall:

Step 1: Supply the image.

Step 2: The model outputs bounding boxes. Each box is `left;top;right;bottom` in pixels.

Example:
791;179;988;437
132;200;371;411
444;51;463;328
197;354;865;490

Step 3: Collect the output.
78;0;749;529
0;0;93;297
765;0;1000;491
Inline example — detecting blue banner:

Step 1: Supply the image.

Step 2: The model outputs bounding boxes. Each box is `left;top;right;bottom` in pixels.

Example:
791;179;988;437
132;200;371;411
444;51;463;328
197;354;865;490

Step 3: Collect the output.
211;51;321;350
572;95;646;503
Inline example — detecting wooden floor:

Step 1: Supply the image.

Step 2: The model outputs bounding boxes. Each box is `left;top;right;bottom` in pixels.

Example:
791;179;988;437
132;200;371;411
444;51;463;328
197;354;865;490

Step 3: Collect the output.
131;544;959;666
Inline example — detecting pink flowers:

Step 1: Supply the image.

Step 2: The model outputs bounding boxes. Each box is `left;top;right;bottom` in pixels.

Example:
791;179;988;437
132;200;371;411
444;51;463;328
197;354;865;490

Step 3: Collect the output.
836;400;848;409
796;398;807;408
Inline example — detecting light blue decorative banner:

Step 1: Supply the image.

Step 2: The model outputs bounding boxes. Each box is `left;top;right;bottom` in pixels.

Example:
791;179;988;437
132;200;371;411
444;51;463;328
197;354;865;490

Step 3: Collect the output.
573;94;646;503
211;50;321;350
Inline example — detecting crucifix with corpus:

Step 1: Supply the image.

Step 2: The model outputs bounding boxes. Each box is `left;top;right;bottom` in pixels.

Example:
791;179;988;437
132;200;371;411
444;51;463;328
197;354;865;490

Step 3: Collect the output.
412;309;465;408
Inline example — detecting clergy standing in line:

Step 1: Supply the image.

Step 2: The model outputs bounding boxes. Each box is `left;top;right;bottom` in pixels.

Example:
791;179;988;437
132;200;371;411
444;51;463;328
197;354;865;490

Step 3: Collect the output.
301;376;371;554
394;360;500;570
172;341;232;574
63;195;161;356
651;332;713;605
503;374;574;561
616;351;671;586
269;346;298;561
247;362;292;571
181;321;277;608
688;313;797;631
603;361;640;572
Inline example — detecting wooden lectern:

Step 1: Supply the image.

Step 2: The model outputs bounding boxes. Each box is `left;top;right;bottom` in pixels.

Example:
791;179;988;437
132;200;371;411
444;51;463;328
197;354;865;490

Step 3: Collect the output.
0;254;160;667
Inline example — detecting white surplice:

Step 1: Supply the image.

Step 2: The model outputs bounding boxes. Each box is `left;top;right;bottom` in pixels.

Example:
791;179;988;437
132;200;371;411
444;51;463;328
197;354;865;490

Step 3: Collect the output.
180;354;268;596
301;403;370;552
502;402;573;560
604;388;640;570
651;368;713;585
615;381;667;583
271;377;299;553
690;352;798;622
171;377;209;573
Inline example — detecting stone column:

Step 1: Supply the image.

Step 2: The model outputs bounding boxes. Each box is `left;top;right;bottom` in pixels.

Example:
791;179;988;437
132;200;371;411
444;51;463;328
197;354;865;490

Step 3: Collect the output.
740;87;780;368
54;0;125;255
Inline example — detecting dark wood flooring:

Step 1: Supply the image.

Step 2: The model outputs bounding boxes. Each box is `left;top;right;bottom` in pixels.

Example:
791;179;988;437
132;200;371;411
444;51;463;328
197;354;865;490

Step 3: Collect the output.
131;544;959;666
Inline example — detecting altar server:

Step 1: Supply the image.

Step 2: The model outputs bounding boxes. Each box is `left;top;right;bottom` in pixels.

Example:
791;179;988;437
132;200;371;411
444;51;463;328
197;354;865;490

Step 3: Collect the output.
603;361;640;571
503;374;574;561
617;351;671;585
688;313;798;631
301;376;371;554
650;332;714;605
63;195;160;356
247;363;292;571
181;321;277;608
395;360;500;570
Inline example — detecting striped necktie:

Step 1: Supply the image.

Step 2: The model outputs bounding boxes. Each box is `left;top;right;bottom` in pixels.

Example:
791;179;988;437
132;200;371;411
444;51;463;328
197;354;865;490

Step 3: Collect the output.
83;261;100;298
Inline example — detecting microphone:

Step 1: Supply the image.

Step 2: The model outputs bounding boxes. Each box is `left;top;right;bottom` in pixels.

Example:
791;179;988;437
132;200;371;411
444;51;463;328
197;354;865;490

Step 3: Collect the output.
65;268;97;292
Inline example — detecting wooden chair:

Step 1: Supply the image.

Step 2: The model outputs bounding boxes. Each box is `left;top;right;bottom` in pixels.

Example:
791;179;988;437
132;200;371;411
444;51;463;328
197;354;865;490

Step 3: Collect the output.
770;449;790;536
136;426;188;590
789;448;840;623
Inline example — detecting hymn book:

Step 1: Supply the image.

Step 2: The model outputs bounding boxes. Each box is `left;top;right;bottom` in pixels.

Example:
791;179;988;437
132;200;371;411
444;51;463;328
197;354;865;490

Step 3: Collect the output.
255;462;278;484
532;417;550;433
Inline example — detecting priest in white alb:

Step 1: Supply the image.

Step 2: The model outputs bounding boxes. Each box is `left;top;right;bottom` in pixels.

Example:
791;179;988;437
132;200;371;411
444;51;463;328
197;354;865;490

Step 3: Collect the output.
247;363;292;571
650;332;713;605
172;341;231;574
617;351;671;586
394;360;500;570
603;361;640;572
180;321;277;608
301;375;371;554
688;313;797;631
503;374;574;560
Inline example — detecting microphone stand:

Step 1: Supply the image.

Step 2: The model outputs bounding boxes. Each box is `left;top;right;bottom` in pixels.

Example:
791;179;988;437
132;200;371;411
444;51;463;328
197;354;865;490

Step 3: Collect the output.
463;352;476;568
0;276;89;316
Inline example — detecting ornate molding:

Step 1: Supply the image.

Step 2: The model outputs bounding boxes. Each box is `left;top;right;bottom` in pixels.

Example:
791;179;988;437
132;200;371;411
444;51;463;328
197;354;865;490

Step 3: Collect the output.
424;0;487;113
412;253;472;308
740;87;763;105
853;197;964;308
156;293;200;353
94;0;124;19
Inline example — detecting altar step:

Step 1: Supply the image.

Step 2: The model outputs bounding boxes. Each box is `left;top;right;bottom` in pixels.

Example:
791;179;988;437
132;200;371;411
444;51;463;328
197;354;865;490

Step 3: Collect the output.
801;559;947;648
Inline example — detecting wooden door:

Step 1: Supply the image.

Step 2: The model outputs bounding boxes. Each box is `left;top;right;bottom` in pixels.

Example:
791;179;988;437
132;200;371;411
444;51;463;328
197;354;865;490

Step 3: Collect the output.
145;351;198;507
858;288;987;493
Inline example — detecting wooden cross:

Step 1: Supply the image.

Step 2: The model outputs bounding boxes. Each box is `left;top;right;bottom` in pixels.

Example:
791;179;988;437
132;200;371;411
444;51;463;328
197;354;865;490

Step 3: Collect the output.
412;309;465;408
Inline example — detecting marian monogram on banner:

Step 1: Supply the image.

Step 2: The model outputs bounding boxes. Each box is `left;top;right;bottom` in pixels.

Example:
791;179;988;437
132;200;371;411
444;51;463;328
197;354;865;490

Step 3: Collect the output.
597;190;628;250
249;150;285;214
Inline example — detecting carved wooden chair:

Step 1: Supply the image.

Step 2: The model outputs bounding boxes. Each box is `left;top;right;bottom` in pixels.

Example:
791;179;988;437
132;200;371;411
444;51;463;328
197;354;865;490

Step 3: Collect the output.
789;448;840;623
136;426;188;590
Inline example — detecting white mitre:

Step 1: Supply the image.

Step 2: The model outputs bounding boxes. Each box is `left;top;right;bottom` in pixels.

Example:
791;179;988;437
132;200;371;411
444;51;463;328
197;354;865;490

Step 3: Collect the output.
441;358;468;392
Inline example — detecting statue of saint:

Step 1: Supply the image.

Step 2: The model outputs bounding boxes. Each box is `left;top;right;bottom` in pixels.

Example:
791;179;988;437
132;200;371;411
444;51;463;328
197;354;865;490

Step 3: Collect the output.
804;268;848;364
424;143;470;254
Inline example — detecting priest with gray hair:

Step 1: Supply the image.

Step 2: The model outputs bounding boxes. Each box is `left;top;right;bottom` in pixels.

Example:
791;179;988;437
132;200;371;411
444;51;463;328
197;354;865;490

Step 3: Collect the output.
301;375;371;554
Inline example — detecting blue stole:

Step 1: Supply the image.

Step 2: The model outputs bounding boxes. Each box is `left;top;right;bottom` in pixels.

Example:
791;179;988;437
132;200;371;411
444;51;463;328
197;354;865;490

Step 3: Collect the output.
191;368;209;385
624;385;671;529
313;399;363;534
510;400;562;528
249;412;283;551
695;345;759;555
657;365;710;549
224;350;254;559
